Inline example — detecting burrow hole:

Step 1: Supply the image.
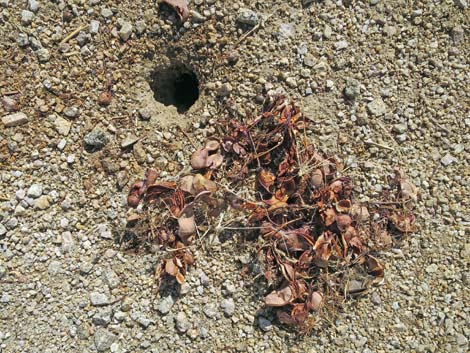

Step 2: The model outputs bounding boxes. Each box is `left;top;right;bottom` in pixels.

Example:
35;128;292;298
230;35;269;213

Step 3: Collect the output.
149;61;200;114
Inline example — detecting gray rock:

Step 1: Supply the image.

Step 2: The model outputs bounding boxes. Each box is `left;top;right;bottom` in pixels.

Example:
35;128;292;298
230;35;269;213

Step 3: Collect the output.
278;23;295;40
54;116;72;136
367;99;387;116
80;261;93;274
76;31;90;47
118;21;133;41
440;154;455;166
203;303;218;319
103;270;120;289
200;272;210;287
94;328;117;352
121;134;139;148
17;33;29;47
220;298;235;317
175;312;190;333
34;195;50;210
61;232;74;252
393;123;408;134
35;48;50;63
258;317;272;331
454;0;467;9
0;224;6;236
0;264;6;279
237;9;258;26
158;295;175;315
135;20;146;34
21;10;34;25
89;292;109;306
2;112;28;127
93;309;112;326
27;184;43;198
217;83;232;97
64;106;80;118
6;218;18;230
101;8;113;18
84;127;109;150
344;78;361;100
89;20;100;34
335;40;349;50
0;0;9;8
97;223;112;239
131;312;154;328
29;37;42;50
28;0;40;12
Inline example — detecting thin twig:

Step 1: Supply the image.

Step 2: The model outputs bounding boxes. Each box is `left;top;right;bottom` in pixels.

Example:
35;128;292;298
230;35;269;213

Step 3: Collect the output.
60;24;88;44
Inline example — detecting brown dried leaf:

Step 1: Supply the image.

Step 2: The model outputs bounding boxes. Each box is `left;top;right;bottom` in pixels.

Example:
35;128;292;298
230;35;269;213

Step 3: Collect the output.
165;259;178;276
258;169;276;192
179;175;195;194
309;291;323;311
190;148;209;169
265;285;295;307
177;206;196;244
205;140;220;151
366;255;385;277
175;271;185;284
336;214;352;232
350;204;370;223
192;173;217;194
311;169;324;188
206;153;224;169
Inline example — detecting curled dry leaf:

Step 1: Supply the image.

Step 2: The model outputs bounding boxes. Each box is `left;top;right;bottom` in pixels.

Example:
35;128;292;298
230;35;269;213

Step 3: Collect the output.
165;258;178;276
265;285;295;307
205;140;220;151
179;175;195;194
190;148;209;169
177;205;196;244
351;204;370;223
160;0;190;22
206;153;224;169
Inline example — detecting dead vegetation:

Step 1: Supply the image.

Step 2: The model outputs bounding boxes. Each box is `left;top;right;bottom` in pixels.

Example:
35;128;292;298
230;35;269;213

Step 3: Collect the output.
125;94;416;330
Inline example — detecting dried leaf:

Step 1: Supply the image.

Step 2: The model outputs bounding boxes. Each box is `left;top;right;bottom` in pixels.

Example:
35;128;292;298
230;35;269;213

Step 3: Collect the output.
265;285;295;307
190;148;209;169
175;271;185;284
366;255;385;277
311;169;323;188
160;0;190;22
177;206;196;244
258;169;276;192
165;259;178;276
179;175;195;194
308;291;323;311
206;153;224;169
192;173;217;194
205;140;220;151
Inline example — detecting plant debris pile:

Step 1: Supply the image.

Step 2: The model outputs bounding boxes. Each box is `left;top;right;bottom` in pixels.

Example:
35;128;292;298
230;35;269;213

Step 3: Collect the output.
126;94;416;328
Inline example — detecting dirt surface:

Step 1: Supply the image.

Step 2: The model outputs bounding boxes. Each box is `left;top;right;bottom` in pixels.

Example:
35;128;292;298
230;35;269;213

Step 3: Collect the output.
0;0;469;352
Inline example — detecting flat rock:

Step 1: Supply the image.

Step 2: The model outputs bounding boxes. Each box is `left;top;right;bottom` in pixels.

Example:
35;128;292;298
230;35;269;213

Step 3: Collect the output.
94;328;117;352
2;112;28;127
89;292;109;306
54;116;72;136
367;99;387;116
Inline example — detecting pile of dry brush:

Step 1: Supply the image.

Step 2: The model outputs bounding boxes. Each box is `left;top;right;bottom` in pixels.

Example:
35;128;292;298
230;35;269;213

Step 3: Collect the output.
125;94;416;329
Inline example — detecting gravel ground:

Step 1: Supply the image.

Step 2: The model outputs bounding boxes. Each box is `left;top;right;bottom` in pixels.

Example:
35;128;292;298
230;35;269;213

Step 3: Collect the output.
0;0;469;352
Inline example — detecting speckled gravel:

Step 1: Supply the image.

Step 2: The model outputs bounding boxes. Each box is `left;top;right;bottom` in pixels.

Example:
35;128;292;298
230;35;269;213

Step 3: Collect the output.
0;0;469;352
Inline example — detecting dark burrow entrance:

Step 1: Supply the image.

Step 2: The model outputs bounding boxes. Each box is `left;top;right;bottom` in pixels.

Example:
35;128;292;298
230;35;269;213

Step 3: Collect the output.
149;62;199;114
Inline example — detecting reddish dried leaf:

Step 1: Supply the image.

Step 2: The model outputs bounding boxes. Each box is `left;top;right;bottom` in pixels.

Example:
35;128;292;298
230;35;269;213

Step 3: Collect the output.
175;271;185;284
265;285;294;307
165;259;178;276
206;153;224;169
205;140;220;151
160;0;190;21
366;255;385;277
190;148;209;169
